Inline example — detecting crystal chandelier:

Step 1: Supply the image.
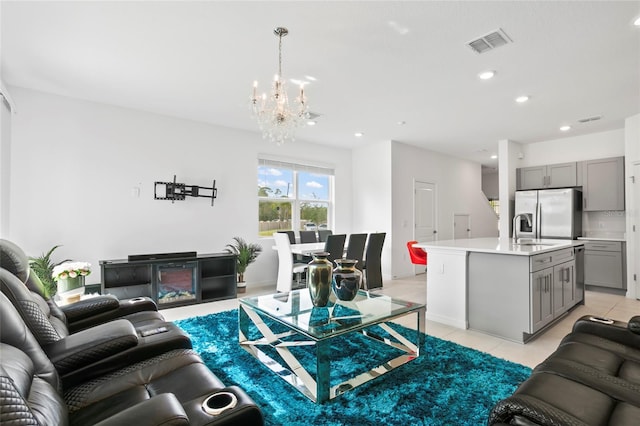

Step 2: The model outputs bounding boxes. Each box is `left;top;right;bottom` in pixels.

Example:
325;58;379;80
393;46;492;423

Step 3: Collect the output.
251;27;309;145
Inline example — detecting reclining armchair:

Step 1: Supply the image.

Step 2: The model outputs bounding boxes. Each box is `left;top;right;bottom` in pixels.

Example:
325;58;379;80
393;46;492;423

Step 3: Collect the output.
0;291;264;425
1;238;161;332
488;315;640;425
0;240;196;386
1;268;194;387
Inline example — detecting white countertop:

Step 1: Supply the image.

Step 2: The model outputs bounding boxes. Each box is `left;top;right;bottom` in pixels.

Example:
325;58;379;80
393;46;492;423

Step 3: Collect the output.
577;232;625;242
413;237;584;256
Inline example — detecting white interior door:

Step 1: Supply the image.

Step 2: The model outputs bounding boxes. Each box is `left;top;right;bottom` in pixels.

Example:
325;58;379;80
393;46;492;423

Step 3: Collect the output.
453;214;470;239
414;181;437;243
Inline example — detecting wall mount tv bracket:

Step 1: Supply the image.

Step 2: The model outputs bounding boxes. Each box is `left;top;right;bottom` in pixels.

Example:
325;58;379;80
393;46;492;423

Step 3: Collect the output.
154;175;217;206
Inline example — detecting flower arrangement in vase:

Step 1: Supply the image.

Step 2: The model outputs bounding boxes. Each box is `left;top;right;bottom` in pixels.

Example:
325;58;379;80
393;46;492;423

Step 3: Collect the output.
52;261;91;300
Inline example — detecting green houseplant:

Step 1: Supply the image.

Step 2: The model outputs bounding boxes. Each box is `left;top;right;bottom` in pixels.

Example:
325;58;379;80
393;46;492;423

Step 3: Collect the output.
225;237;262;292
28;245;70;297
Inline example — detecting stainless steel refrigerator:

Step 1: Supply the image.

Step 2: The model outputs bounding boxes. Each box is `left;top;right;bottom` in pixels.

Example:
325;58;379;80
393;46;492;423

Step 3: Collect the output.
514;188;582;239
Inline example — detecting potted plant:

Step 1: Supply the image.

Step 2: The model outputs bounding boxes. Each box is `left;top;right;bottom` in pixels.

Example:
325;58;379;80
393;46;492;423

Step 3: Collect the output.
225;237;262;293
28;245;70;298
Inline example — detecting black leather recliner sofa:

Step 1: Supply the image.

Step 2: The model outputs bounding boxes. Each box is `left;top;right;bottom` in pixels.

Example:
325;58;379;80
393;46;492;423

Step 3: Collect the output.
0;239;263;424
0;239;195;386
488;315;640;425
0;291;263;425
0;238;163;332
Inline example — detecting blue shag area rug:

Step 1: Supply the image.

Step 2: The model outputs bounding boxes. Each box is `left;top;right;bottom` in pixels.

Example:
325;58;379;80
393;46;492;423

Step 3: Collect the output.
175;309;531;426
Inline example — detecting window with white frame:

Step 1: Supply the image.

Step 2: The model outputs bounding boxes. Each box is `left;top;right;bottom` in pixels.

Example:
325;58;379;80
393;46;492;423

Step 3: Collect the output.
257;158;334;237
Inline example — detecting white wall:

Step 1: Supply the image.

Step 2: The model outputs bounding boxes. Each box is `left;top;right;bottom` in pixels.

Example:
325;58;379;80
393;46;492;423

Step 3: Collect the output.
518;128;625;167
351;140;393;277
498;139;521;239
390;141;498;278
481;168;499;200
0;90;11;237
624;113;639;299
8;87;353;287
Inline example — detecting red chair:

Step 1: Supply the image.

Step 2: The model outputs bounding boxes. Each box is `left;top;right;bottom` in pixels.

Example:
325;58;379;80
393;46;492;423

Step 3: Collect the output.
407;240;427;268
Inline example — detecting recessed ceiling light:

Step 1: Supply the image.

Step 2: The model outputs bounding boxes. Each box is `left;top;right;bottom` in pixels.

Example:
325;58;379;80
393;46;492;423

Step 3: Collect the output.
305;75;317;81
490;154;498;159
478;70;496;80
515;95;529;103
354;132;364;137
560;125;571;132
634;17;640;26
397;120;406;125
307;120;317;126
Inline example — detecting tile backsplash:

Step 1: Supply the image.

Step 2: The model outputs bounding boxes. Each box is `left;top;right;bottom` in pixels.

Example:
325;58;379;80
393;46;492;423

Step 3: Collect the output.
583;211;626;237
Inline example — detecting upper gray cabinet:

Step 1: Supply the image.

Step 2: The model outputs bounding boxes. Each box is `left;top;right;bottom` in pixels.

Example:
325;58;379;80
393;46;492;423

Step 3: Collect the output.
517;162;577;190
582;156;625;211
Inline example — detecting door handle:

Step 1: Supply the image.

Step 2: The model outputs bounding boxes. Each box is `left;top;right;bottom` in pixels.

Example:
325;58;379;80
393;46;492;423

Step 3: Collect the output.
584;198;587;209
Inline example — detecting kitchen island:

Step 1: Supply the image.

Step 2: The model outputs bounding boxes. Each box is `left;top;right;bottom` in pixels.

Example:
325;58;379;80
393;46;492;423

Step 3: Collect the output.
414;238;585;343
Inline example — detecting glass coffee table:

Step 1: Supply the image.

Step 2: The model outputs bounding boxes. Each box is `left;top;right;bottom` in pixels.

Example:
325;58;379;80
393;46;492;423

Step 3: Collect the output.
238;289;425;403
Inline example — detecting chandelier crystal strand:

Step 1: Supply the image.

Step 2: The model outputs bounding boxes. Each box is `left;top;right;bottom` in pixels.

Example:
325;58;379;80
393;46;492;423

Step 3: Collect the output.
251;27;309;145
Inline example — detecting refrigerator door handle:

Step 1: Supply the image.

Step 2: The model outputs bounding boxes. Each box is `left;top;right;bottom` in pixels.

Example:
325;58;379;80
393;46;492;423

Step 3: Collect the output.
536;202;542;239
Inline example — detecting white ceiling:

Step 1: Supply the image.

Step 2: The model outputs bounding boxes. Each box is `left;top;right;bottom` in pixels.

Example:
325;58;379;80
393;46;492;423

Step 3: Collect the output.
2;1;639;166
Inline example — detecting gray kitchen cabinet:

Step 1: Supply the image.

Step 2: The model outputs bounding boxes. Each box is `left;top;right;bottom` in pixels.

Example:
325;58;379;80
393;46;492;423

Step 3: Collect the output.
548;163;578;188
517;162;577;190
468;245;581;342
582;157;625;211
553;260;575;317
518;166;547;190
531;267;554;333
584;241;626;289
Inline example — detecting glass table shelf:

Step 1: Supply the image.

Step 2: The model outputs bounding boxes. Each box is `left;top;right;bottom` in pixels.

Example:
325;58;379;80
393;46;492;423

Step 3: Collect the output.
239;289;425;403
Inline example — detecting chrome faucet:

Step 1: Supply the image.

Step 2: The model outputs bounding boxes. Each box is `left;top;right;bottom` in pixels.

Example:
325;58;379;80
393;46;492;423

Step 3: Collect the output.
513;213;533;241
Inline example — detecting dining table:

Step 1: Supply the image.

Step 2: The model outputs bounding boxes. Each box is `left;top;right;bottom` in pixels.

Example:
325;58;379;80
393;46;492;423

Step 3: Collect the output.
271;242;327;256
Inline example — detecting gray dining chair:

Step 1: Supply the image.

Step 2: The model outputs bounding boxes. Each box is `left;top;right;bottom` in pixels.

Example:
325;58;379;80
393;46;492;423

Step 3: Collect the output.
362;232;386;289
299;230;318;243
318;229;333;242
345;233;367;272
324;234;346;264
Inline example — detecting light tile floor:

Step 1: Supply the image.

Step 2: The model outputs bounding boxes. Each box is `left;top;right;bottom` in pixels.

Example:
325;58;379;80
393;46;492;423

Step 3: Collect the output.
162;274;639;369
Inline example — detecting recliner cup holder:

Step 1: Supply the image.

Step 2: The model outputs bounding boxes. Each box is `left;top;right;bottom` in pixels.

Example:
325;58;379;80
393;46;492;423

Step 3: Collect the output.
129;297;146;303
202;392;237;416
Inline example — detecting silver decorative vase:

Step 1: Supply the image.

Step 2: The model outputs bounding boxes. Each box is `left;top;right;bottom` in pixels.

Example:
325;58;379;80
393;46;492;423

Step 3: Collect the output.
307;252;333;307
332;259;362;301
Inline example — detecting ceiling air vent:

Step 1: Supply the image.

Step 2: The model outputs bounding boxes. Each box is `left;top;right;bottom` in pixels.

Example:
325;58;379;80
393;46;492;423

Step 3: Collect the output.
467;28;512;54
578;115;602;123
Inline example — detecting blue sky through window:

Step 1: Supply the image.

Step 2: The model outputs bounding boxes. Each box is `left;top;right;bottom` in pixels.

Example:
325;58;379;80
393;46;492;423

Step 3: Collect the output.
258;166;329;200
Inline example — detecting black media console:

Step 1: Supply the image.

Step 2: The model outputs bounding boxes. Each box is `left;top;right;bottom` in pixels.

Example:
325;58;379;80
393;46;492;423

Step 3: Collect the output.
100;252;237;308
